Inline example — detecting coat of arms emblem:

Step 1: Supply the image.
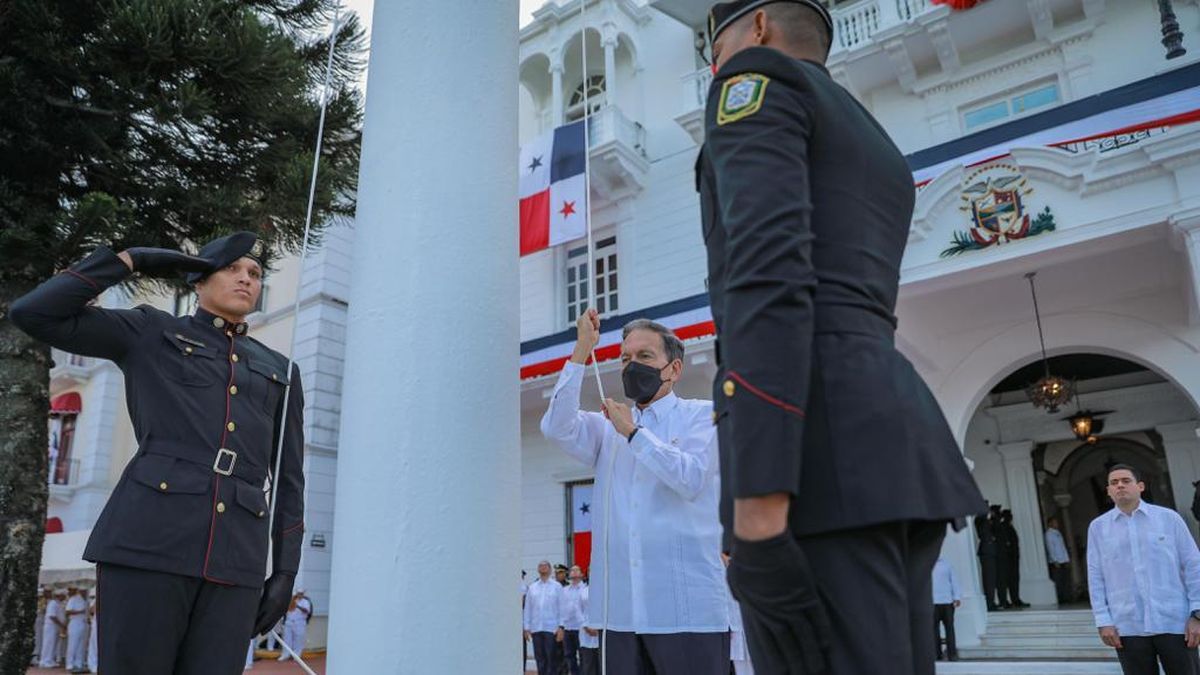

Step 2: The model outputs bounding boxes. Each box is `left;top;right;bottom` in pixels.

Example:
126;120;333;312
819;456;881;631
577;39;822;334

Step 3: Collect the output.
942;163;1055;257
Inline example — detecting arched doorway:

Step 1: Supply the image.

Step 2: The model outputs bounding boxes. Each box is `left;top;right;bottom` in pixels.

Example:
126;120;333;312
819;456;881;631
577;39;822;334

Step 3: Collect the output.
962;352;1199;608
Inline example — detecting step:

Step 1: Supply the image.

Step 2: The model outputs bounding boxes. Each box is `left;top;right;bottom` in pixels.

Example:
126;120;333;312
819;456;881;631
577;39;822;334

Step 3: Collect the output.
986;609;1095;624
959;646;1117;660
936;661;1122;675
977;635;1110;649
985;622;1098;636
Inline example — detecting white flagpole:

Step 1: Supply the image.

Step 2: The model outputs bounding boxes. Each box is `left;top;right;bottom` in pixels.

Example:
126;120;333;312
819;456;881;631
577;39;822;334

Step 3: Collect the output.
258;5;342;673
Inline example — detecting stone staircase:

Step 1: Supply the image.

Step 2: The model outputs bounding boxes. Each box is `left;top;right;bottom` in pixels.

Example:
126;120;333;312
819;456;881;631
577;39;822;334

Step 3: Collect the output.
958;608;1118;661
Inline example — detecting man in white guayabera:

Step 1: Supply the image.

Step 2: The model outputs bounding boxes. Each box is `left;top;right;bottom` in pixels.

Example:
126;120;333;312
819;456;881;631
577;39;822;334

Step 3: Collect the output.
542;310;729;673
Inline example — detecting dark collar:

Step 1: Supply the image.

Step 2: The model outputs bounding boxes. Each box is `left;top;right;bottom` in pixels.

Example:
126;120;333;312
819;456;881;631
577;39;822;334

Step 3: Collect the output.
194;307;249;336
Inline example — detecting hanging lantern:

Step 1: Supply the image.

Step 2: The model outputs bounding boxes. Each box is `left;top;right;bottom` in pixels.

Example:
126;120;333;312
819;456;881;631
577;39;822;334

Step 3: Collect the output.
1028;375;1074;414
1064;409;1112;444
1023;273;1075;413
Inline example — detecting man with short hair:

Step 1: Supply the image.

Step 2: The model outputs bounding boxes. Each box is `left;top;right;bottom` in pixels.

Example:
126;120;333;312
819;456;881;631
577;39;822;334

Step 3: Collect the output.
1045;516;1071;603
561;565;589;675
65;586;89;673
40;589;67;668
698;1;985;672
1088;464;1200;675
997;509;1029;608
541;310;729;674
278;589;312;661
10;232;306;674
931;557;962;661
524;561;565;675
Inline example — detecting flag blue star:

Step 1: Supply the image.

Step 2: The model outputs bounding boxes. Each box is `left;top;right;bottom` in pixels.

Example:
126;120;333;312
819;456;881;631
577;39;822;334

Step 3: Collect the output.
528;155;543;172
580;502;590;514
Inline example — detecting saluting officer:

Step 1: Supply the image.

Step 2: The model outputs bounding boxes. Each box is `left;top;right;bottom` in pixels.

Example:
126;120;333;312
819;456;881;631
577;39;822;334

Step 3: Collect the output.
697;1;986;673
10;232;306;675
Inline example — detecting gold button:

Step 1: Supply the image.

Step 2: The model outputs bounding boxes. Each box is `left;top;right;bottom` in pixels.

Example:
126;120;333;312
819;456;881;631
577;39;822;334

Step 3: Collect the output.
257;510;265;518
159;482;168;491
272;373;278;381
723;380;736;397
227;422;236;432
229;385;238;395
213;317;225;329
231;353;240;363
216;502;226;513
184;346;193;354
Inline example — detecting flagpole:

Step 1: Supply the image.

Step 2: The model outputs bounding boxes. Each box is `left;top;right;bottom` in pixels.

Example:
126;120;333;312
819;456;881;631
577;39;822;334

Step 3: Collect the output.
577;8;616;675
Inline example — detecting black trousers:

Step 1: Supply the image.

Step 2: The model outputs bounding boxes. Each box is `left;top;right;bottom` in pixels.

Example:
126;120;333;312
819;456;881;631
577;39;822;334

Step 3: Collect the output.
1116;634;1200;675
562;629;581;675
780;520;946;675
601;630;731;675
579;646;600;675
978;554;998;609
533;631;563;675
96;563;259;675
933;603;957;659
1051;563;1072;603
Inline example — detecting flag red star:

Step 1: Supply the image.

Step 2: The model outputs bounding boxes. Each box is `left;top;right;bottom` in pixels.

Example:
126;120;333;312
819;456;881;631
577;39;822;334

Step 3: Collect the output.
560;200;577;218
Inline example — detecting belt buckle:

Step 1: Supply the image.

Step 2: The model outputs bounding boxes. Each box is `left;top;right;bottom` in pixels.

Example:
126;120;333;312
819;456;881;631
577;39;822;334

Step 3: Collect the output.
213;448;237;476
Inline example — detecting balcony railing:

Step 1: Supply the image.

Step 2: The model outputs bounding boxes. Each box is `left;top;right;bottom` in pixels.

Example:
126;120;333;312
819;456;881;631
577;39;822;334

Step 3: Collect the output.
682;66;714;114
49;458;81;486
586;105;646;158
833;0;932;52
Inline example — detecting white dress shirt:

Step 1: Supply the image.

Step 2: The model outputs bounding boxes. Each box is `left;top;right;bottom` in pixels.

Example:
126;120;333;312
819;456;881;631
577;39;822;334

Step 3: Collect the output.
1045;527;1070;564
523;577;564;633
1087;501;1200;635
65;595;88;628
931;558;961;605
541;362;728;634
562;582;588;631
579;584;599;649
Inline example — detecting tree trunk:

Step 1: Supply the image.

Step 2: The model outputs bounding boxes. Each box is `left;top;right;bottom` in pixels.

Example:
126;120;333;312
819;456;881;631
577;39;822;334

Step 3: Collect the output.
0;275;50;675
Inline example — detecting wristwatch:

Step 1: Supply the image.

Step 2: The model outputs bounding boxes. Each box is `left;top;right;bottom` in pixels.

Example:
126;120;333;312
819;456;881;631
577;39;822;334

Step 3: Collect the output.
627;425;642;443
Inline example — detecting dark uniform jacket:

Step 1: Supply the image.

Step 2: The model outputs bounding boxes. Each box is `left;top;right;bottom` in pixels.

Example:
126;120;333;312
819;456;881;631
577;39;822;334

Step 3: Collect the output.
10;247;305;588
696;47;985;542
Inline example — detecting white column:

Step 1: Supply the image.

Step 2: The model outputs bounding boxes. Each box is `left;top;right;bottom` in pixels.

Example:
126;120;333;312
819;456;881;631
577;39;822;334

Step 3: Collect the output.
997;440;1057;606
325;1;521;673
944;525;987;647
551;61;564;127
1158;421;1200;541
602;28;618;109
1053;493;1082;590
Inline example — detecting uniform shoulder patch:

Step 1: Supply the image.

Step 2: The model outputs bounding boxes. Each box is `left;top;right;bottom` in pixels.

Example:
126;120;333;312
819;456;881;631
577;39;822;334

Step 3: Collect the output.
717;73;770;126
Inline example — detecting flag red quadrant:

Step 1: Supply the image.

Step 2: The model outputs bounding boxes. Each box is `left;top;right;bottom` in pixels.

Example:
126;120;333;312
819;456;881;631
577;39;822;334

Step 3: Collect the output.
518;120;588;256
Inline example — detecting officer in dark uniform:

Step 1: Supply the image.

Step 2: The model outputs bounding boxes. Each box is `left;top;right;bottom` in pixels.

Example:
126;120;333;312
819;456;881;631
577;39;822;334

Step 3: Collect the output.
9;232;305;675
997;509;1028;608
975;509;1000;611
697;1;986;673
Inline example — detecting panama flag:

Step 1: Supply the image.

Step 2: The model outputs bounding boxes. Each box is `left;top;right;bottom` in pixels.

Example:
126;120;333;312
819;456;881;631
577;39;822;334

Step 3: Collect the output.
571;483;593;575
519;120;588;256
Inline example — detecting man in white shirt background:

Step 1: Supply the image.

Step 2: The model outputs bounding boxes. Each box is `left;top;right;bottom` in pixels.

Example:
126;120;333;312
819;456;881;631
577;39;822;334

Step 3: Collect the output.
524;560;565;675
931;556;962;662
277;588;312;662
561;564;589;675
64;586;89;673
1088;463;1200;675
1045;516;1072;604
541;310;728;673
40;588;67;668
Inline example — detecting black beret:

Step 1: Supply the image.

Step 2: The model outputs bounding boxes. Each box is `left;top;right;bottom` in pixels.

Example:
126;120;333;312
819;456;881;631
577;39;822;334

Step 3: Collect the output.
708;0;834;44
187;231;267;284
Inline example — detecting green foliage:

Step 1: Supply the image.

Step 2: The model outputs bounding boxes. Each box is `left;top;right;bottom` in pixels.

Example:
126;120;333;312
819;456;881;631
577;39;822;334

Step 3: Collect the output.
939;229;986;258
0;0;365;282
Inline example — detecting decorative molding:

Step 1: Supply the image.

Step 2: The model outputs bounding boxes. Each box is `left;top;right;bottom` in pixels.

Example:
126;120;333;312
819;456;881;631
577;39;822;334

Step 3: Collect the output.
883;38;918;93
1026;0;1054;41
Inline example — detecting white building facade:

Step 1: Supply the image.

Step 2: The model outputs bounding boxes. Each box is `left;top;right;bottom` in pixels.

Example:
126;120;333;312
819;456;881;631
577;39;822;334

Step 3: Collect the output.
40;0;1200;653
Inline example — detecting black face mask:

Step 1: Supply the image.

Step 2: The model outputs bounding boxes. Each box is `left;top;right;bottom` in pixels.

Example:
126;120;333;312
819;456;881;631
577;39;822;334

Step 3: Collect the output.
623;361;669;405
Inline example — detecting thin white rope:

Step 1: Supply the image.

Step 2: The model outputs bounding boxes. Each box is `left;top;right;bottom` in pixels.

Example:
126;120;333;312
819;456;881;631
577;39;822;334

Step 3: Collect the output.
259;5;342;673
268;627;319;675
576;5;617;675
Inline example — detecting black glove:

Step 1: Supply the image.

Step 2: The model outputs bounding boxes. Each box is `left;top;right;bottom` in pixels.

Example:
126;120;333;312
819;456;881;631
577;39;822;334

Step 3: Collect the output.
728;532;832;674
126;247;213;278
252;572;295;637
